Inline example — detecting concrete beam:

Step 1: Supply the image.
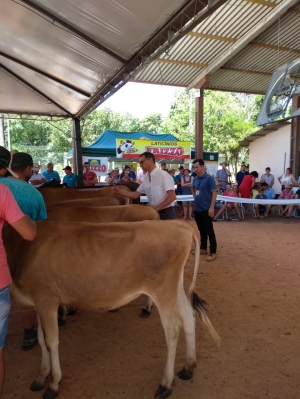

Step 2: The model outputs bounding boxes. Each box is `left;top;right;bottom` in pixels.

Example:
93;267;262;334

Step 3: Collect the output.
187;0;300;90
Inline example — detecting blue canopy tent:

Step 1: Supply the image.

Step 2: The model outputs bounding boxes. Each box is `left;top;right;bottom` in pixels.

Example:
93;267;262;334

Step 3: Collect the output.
67;130;196;159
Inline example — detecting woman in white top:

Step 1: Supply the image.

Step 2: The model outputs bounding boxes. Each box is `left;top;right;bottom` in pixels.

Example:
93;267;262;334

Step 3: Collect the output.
278;168;297;191
260;167;274;187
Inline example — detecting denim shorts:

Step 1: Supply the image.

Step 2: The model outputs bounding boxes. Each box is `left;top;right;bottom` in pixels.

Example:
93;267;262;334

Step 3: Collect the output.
0;286;10;349
182;201;193;205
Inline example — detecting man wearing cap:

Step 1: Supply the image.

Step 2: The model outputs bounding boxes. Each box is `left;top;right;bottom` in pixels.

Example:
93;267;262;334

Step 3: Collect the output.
236;164;249;188
216;162;231;191
42;162;60;182
0;146;37;396
0;152;47;351
83;162;98;186
62;165;78;188
29;163;46;188
112;152;176;220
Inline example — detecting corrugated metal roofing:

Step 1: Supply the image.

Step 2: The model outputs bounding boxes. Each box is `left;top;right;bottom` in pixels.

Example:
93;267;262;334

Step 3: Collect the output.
135;0;300;95
0;0;226;117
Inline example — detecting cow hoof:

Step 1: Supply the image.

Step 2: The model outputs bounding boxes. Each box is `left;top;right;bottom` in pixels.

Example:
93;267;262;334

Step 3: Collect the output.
139;308;151;318
58;318;66;327
177;367;193;380
29;380;45;391
154;384;172;399
43;388;59;399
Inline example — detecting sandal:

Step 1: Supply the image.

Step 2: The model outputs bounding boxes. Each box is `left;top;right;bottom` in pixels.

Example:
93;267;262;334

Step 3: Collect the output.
21;330;38;351
227;218;232;221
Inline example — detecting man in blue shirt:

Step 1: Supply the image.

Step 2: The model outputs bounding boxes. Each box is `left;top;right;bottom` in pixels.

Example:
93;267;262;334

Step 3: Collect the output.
216;162;231;191
62;166;78;188
236;164;249;188
192;159;217;262
42;162;61;182
261;182;275;219
0;152;47;351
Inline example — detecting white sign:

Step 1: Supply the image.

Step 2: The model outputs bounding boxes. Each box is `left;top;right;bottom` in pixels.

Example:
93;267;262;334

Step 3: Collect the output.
82;156;108;176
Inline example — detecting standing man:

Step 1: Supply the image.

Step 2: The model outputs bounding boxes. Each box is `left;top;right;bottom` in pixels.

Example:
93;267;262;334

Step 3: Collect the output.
0;147;37;397
29;163;46;188
175;166;185;216
42;162;60;182
62;165;78;188
83;162;98;186
0;152;47;351
192;159;217;262
236;164;249;188
216;161;231;191
112;152;176;220
160;162;168;172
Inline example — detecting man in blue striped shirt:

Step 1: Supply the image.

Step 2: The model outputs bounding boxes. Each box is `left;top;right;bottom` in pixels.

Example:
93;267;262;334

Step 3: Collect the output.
42;162;60;182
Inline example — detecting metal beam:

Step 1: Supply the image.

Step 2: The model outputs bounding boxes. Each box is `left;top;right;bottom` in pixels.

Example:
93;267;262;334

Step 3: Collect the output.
19;0;126;64
0;51;90;97
72;118;84;187
187;0;300;90
76;0;228;118
0;64;73;117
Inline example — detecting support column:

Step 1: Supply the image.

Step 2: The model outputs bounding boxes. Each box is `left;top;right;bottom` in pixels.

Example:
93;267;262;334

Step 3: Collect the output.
72;118;84;187
194;76;210;160
290;94;300;179
0;115;4;147
195;93;204;160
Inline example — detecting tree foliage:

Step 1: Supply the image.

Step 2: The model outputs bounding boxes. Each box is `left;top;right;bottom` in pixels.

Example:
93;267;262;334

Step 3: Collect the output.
4;89;262;174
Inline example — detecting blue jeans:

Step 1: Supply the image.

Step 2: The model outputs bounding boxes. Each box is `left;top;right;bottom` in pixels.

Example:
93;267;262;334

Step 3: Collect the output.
0;286;10;349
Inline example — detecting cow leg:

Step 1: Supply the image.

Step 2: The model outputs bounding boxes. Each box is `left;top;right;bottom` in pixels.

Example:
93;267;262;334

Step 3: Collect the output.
154;301;181;399
29;315;50;391
140;296;153;318
176;286;196;380
37;308;62;399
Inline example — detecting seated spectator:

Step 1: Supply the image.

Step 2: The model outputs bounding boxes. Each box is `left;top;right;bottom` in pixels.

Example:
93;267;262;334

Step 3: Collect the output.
118;165;132;184
261;182;275;219
232;184;238;196
253;188;267;219
251;184;259;199
213;184;226;221
223;183;242;221
284;184;300;217
29;163;46;188
278;184;294;216
42;162;60;183
181;168;193;220
278;168;297;191
260;167;274;188
62;165;78;188
105;169;119;184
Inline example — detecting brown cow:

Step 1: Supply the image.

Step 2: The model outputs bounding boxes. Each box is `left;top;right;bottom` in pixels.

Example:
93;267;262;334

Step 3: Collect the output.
47;196;127;208
5;220;219;399
46;204;159;222
38;185;131;204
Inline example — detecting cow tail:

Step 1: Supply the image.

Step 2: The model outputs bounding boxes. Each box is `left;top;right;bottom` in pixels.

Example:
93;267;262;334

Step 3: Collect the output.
188;229;220;346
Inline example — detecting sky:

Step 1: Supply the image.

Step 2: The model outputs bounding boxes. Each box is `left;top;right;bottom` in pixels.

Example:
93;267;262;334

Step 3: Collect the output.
98;82;184;119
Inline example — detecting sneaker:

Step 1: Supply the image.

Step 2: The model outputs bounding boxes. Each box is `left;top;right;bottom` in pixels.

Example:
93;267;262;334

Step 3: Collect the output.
206;254;217;262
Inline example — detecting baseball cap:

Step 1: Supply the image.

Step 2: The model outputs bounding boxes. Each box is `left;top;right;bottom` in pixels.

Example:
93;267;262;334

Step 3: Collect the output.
0;146;18;178
31;163;40;172
11;152;33;170
62;166;71;171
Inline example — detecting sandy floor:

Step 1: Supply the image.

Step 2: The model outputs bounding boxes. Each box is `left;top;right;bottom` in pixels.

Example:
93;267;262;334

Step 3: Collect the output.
3;215;300;399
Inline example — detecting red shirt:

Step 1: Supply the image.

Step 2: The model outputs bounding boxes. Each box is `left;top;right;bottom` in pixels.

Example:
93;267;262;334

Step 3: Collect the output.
83;171;97;182
0;184;24;288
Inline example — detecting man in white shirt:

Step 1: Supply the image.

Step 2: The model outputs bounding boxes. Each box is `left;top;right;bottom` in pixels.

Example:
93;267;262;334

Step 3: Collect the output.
29;163;46;188
112;152;176;219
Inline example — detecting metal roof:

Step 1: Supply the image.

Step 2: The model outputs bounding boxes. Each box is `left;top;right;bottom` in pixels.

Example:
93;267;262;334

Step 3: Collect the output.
0;0;226;118
135;0;300;94
239;121;290;146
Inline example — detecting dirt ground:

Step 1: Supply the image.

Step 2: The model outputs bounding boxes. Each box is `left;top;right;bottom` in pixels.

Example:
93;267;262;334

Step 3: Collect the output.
3;215;300;399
